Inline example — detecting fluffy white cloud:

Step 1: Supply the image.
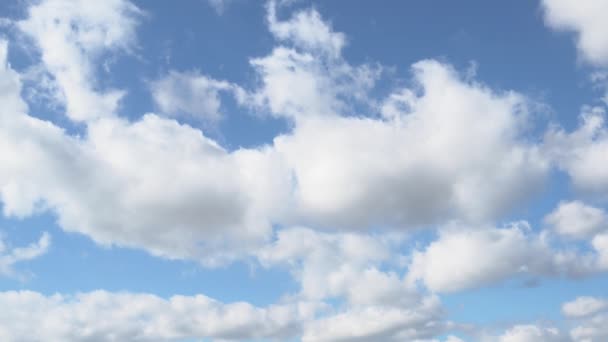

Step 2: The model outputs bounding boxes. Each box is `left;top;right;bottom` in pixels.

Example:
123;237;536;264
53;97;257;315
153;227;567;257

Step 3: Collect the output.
150;70;240;122
258;227;403;303
273;60;548;229
542;0;608;67
17;0;141;122
303;297;445;342
3;0;554;266
245;4;379;120
406;217;608;293
497;325;565;342
0;288;452;342
0;232;50;279
407;222;558;293
246;46;378;120
0;290;306;341
563;296;608;318
485;298;608;342
563;296;608;341
258;227;450;341
545;201;608;239
0;39;291;265
545;107;608;195
592;232;608;268
266;0;345;58
570;314;608;342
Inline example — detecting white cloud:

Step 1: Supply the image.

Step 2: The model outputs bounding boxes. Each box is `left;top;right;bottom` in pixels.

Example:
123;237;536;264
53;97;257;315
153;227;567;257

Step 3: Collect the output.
563;296;608;341
0;290;305;341
0;232;50;278
592;232;608;269
497;325;566;342
407;222;557;293
2;0;554;266
17;0;142;121
545;201;608;239
150;70;239;122
246;46;378;120
303;297;445;342
570;313;608;342
0;39;291;265
406;217;608;293
545;107;608;195
484;299;608;342
563;297;608;318
258;227;450;341
274;60;548;229
0;288;450;342
542;0;608;67
257;227;403;303
1;113;291;265
245;4;379;121
266;0;346;58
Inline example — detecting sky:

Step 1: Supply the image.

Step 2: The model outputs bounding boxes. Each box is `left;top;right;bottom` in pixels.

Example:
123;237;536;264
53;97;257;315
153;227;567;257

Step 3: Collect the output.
0;0;607;341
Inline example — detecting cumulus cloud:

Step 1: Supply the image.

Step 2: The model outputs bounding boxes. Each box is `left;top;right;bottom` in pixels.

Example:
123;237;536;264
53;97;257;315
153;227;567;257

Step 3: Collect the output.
266;0;346;58
150;70;241;122
0;38;291;265
406;218;608;293
0;232;50;279
273;60;548;229
482;298;608;342
563;296;608;341
245;3;379;120
545;107;608;195
302;297;445;342
542;0;608;67
545;201;608;239
258;227;404;303
0;290;305;341
407;222;557;293
563;296;608;318
496;325;566;342
258;227;449;341
16;0;142;121
1;0;555;266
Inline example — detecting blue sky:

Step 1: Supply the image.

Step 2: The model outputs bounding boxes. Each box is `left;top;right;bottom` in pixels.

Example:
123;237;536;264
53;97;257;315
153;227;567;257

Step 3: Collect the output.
0;0;608;341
